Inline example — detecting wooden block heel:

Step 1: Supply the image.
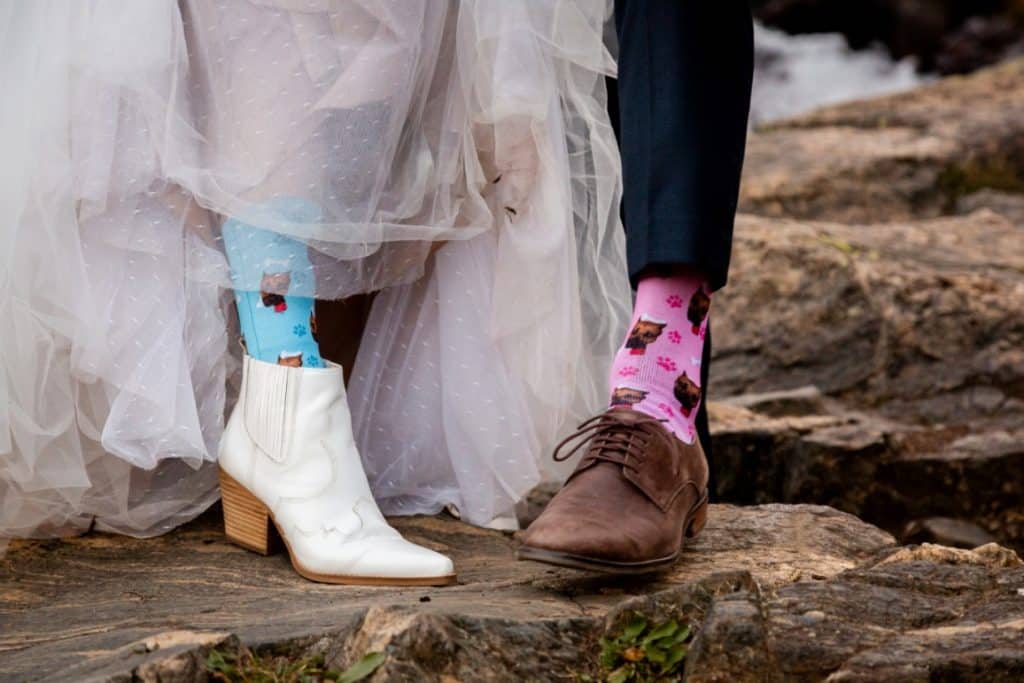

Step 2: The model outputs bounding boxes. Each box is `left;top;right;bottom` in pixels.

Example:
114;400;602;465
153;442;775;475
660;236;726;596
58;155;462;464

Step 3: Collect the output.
219;468;276;555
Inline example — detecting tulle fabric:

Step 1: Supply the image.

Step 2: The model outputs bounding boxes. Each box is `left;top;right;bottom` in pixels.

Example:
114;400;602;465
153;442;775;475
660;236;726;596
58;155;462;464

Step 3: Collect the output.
0;0;629;537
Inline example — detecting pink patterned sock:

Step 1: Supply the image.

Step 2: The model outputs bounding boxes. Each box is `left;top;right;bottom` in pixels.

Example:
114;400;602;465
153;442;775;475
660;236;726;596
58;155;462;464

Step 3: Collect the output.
608;273;710;444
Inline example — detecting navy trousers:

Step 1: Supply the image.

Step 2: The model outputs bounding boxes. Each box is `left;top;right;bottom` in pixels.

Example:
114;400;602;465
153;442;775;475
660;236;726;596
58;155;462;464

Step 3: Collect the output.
610;1;754;499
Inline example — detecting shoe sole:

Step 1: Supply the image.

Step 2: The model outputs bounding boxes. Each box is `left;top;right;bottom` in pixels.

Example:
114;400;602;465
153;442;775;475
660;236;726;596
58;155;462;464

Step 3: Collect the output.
515;489;709;575
219;468;457;587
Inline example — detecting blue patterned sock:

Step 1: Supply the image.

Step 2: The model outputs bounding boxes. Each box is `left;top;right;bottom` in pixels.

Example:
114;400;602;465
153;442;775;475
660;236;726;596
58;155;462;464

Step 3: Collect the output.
222;199;325;369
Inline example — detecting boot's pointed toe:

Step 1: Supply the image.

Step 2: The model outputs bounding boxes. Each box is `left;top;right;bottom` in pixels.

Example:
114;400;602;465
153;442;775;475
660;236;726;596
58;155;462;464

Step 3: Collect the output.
287;535;456;586
366;540;456;579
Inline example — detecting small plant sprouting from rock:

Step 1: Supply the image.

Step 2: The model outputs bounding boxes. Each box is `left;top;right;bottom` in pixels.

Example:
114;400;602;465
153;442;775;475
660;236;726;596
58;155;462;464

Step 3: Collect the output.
595;612;692;683
205;645;385;683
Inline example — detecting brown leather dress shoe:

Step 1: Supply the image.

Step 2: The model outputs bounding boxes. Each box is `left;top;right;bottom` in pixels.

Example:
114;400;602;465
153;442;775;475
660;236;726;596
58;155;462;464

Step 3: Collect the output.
517;409;709;574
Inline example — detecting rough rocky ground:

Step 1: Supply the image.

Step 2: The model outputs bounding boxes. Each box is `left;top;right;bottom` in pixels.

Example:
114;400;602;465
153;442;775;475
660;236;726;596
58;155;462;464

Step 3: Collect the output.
714;57;1024;555
715;212;1024;426
3;503;1023;682
711;400;1024;553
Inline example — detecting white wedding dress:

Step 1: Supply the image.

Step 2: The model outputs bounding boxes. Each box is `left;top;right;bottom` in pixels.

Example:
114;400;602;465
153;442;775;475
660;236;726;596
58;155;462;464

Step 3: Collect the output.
0;0;629;537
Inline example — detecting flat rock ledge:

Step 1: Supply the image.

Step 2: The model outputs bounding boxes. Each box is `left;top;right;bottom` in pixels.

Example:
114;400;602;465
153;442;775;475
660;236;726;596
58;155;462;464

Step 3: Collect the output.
708;401;1024;553
3;505;1023;682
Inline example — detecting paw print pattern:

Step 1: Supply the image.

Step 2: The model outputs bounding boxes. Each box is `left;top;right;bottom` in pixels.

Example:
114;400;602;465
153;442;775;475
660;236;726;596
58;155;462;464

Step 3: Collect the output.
658;402;675;417
618;366;640;378
666;294;684;309
656;356;677;372
667;330;682;344
292;324;307;337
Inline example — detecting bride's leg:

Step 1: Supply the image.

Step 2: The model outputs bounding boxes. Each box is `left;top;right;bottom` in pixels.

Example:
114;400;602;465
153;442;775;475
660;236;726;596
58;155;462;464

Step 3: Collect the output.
221;218;324;369
309;294;375;381
158;187;328;371
215;206;454;586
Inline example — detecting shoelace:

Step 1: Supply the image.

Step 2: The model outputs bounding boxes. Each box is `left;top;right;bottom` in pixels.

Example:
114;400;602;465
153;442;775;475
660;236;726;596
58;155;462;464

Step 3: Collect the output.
552;412;675;466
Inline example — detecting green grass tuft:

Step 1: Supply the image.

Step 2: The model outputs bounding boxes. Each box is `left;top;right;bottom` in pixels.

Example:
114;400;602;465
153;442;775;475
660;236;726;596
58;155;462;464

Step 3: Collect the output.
205;645;385;683
597;612;693;683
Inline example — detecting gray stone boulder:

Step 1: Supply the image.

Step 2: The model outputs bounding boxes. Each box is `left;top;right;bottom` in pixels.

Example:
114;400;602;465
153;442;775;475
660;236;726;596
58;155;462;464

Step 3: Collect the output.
708;402;1024;554
712;211;1024;427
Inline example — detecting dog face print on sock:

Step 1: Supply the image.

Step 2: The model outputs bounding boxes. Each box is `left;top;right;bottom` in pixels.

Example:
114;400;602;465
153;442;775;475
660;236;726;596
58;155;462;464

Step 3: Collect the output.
611;386;649;408
277;350;303;367
625;314;667;355
673;372;702;417
687;288;710;335
607;274;709;443
259;271;291;312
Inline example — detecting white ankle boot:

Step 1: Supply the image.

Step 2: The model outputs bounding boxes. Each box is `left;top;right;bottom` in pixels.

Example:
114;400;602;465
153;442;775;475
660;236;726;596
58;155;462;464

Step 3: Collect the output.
218;354;456;585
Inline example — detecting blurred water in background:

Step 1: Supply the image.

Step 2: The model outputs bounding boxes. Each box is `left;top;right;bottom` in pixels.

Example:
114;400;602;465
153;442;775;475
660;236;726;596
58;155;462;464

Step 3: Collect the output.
752;20;927;125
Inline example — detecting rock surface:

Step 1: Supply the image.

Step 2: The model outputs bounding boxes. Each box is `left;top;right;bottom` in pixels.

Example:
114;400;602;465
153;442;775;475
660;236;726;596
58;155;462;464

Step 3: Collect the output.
956;188;1024;225
708;402;1024;553
902;516;998;549
3;508;1022;682
740;58;1024;222
4;501;1023;683
712;211;1024;426
685;542;1024;682
0;505;895;682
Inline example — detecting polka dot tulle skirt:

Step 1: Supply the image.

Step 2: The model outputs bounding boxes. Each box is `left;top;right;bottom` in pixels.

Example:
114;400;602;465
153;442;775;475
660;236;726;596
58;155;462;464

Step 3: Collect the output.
0;0;629;537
